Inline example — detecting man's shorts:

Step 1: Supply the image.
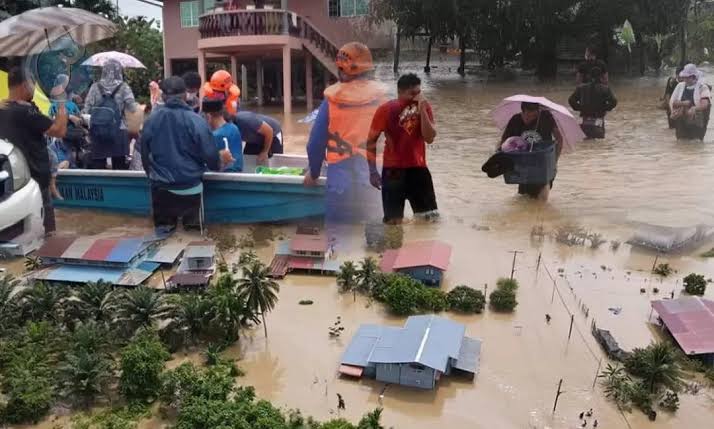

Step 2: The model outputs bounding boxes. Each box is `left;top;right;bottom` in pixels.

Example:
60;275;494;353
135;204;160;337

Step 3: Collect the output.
381;167;438;222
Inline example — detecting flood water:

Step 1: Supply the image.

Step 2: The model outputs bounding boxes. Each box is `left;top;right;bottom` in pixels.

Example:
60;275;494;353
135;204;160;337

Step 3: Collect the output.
20;61;714;428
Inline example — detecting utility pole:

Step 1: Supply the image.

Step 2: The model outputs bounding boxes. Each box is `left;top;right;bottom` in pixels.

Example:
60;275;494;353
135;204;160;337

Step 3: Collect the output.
567;314;575;343
552;379;565;414
509;250;523;280
592;358;603;390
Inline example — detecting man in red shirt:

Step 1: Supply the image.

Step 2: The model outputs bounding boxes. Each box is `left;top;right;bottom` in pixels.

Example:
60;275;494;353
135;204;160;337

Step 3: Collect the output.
367;73;438;224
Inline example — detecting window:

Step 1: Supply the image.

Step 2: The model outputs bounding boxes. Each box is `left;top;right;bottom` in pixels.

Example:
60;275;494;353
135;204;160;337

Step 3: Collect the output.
180;1;200;28
204;0;216;10
331;0;369;17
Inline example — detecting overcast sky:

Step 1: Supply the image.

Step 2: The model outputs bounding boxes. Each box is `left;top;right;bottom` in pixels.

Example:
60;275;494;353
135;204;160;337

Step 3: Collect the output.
118;0;163;24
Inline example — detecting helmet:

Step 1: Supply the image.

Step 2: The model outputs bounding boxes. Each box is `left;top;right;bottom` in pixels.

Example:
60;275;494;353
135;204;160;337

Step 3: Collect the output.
335;42;374;77
209;70;233;92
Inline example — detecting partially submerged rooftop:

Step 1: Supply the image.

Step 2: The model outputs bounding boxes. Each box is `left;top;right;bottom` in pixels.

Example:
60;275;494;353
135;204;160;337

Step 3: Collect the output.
380;241;452;273
652;297;714;355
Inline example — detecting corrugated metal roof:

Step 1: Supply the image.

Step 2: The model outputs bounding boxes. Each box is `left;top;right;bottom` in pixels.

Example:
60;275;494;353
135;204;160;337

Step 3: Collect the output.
168;272;211;286
147;243;185;264
380;241;451;272
82;238;118;261
652;297;714;355
290;234;327;253
36;236;76;258
62;237;96;259
453;337;482;374
185;244;215;259
345;315;467;373
106;238;144;263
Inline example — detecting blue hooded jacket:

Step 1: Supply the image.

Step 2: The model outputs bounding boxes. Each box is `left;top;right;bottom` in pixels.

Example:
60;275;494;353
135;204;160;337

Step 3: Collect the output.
140;97;220;190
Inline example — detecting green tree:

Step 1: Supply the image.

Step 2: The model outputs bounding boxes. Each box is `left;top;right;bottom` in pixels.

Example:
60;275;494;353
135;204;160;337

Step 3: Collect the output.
447;285;486;313
116;287;169;335
237;261;280;338
356;257;379;296
337;261;359;302
163;293;210;349
683;273;707;295
417;287;448;312
17;281;69;325
208;273;255;343
599;363;633;409
489;288;518;312
119;329;169;403
357;408;385;429
383;274;421;315
496;277;519;292
69;281;116;323
624;342;683;393
659;390;680;412
0;275;20;333
58;348;112;408
160;362;235;414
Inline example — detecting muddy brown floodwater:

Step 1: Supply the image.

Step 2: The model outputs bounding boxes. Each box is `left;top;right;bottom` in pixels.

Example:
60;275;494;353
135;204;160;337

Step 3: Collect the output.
14;62;714;428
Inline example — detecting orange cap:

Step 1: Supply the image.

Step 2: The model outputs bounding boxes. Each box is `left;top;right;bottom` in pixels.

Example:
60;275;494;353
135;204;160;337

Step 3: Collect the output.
335;42;374;77
209;69;233;92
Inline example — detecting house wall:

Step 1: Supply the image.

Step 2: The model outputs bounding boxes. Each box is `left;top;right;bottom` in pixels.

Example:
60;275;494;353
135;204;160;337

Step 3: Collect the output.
397;266;443;287
162;0;394;74
375;363;435;389
188;256;213;270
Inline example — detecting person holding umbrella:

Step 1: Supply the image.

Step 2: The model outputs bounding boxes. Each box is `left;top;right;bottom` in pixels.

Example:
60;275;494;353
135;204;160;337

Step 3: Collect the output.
83;59;139;170
488;95;585;201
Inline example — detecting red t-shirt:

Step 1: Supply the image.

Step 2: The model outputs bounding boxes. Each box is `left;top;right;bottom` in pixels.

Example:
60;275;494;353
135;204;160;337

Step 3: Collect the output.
369;99;434;169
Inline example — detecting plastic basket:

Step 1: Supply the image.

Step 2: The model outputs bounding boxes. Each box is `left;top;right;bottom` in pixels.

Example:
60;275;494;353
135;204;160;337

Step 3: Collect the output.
503;141;556;185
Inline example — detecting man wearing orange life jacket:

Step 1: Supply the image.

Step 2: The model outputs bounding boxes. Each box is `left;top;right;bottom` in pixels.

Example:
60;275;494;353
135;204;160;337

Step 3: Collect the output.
304;42;387;228
202;70;241;117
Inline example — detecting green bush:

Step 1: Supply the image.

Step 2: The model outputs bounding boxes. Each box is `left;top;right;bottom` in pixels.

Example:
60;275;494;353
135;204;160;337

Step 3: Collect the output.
447;286;486;313
119;330;170;403
1;362;54;424
160;362;235;413
489;288;518;312
653;263;673;277
659;390;680;412
624;343;682;393
383;275;421;315
683;273;707;295
496;278;519;292
417;288;449;313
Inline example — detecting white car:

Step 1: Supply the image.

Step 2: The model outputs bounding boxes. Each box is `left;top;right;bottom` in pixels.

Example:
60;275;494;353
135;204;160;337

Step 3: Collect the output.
0;138;44;256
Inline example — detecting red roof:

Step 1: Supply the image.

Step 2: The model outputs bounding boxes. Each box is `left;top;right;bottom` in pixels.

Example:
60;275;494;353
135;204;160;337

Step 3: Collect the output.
380;241;451;272
290;234;327;253
652;297;714;355
82;238;119;261
36;236;76;258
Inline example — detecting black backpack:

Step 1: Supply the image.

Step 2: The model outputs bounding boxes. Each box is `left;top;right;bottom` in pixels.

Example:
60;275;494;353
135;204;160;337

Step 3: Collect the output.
89;84;123;145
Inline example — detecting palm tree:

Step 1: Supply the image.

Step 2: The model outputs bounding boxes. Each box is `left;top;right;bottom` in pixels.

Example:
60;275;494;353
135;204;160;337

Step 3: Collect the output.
0;275;20;332
357;407;385;429
115;287;169;335
207;273;255;343
164;294;210;348
337;261;359;302
70;281;116;323
639;343;683;393
17;281;69;325
356;257;379;295
599;364;632;408
58;348;113;408
237;261;280;338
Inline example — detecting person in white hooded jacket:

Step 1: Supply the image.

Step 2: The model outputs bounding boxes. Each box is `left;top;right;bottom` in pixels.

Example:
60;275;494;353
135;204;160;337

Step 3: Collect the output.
669;63;711;140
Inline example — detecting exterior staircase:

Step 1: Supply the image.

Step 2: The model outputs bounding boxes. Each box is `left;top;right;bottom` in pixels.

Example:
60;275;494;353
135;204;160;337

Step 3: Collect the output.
199;9;339;77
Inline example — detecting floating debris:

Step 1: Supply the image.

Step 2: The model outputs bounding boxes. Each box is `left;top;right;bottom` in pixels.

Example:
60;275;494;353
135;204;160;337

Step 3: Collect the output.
299;300;314;305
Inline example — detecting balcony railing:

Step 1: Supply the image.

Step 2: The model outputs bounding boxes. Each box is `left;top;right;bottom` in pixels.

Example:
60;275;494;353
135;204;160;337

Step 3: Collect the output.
199;9;338;61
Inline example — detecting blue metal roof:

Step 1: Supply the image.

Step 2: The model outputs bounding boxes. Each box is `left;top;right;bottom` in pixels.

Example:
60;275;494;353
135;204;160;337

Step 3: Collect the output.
106;238;144;263
343;315;469;373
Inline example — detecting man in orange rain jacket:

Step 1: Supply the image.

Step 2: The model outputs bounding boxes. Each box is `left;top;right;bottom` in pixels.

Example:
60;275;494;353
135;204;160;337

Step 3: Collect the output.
203;70;241;117
304;42;387;235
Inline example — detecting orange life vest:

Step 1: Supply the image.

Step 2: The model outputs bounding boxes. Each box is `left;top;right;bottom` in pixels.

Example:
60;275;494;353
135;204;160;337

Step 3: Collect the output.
202;83;241;116
324;79;386;164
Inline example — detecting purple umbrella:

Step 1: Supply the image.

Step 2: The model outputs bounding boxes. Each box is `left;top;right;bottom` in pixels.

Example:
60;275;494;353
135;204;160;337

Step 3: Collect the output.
82;51;146;69
491;94;585;153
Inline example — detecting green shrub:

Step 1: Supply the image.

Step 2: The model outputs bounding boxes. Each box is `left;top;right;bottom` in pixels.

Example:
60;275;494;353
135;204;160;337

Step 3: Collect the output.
119;330;170;403
683;273;707;295
447;286;486;313
653;263;673;277
417;288;449;313
489;288;518;312
383;275;421;316
160;362;235;413
629;380;653;413
659;390;680;412
496;278;519;292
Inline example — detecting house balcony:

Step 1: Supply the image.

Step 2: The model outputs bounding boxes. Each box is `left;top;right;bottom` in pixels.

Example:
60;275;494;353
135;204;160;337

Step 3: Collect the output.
197;9;339;113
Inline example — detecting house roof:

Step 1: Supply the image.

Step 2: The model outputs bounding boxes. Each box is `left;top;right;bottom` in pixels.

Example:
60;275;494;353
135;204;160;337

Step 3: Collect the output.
380;241;451;272
36;236;148;264
341;315;480;374
652;297;714;355
184;242;215;259
290;234;327;253
169;272;211;286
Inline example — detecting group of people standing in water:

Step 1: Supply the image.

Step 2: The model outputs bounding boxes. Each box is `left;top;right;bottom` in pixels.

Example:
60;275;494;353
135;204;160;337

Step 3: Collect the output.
664;63;712;141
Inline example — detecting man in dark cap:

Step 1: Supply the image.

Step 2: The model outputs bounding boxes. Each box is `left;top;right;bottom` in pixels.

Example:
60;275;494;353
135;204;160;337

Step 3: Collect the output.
140;76;233;232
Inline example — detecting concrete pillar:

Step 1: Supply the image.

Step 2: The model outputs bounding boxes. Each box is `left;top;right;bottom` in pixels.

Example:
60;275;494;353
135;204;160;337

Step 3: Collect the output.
256;59;264;107
241;64;248;102
305;51;313;111
230;56;239;84
198;50;207;85
282;45;292;114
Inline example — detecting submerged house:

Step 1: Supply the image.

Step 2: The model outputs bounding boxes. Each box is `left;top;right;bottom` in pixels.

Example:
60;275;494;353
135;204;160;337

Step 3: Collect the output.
339;315;482;390
167;241;216;291
380;241;451;287
651;297;714;366
268;232;339;278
